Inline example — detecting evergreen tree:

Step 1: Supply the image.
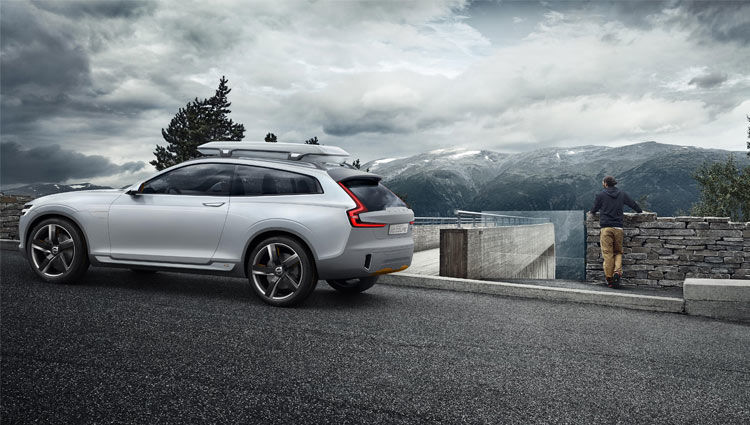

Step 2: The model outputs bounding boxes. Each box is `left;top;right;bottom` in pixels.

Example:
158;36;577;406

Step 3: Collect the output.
690;154;750;222
264;133;278;143
304;136;319;145
352;159;361;169
746;115;749;157
151;76;245;170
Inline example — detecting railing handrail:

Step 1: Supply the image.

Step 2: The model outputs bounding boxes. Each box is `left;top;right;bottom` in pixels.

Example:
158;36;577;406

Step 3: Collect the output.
412;211;549;228
453;210;548;221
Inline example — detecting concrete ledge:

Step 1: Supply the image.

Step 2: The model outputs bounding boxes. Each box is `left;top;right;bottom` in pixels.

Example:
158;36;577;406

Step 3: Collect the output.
380;273;684;314
1;239;20;251
684;278;750;322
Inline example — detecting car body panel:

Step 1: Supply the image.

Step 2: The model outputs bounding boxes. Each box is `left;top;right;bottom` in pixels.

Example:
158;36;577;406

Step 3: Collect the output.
18;189;123;257
108;192;230;264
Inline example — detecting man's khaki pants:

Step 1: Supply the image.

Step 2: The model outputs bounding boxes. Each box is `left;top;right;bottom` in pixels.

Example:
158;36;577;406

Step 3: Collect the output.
600;227;624;279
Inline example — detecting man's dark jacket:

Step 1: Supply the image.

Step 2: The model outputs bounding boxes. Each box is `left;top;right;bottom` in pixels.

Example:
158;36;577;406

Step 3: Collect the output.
590;187;642;228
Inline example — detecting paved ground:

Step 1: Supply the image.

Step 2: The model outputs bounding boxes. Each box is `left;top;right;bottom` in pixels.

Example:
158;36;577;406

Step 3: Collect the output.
407;248;441;275
406;248;683;298
2;252;749;424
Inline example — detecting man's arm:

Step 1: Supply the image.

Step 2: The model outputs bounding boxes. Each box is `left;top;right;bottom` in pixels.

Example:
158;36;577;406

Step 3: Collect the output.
590;193;602;214
623;192;643;213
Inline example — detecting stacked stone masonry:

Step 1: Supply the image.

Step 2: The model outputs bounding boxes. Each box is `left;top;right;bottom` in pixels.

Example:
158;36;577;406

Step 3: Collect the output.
586;213;750;287
1;194;33;240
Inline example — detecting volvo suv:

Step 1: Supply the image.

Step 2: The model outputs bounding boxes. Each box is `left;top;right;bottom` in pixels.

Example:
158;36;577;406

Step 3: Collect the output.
18;142;414;306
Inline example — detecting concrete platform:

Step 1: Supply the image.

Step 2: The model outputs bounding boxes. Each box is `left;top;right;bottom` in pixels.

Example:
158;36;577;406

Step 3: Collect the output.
684;278;750;323
406;248;440;275
380;272;684;314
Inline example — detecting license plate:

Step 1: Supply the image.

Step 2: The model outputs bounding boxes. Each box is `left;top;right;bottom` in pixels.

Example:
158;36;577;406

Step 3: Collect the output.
389;223;409;235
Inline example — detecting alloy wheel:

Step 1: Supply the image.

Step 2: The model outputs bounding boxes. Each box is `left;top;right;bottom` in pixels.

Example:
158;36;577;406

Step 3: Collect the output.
30;224;76;278
250;242;304;302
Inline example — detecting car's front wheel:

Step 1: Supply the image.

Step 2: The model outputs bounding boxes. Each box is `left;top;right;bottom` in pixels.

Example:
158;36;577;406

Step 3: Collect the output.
326;276;378;294
247;236;317;307
26;218;89;284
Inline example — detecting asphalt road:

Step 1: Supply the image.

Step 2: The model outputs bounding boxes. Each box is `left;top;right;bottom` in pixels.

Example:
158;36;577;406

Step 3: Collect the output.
2;251;749;424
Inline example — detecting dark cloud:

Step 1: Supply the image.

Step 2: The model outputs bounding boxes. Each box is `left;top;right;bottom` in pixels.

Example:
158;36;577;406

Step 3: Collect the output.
0;2;91;94
0;1;93;141
562;1;750;44
688;71;728;89
323;110;412;136
0;142;145;185
30;0;155;19
682;0;750;44
324;120;403;137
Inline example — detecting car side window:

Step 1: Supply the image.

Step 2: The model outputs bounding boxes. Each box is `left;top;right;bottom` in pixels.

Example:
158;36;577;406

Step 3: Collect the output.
232;165;322;196
142;163;235;196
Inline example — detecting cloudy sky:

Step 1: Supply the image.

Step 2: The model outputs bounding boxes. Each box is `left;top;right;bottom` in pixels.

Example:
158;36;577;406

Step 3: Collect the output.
1;0;749;187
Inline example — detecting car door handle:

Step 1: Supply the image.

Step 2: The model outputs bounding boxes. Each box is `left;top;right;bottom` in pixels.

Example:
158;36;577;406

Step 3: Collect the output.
202;202;225;207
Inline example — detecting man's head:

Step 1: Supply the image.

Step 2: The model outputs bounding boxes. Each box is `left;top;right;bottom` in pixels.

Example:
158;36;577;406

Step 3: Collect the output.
602;176;617;188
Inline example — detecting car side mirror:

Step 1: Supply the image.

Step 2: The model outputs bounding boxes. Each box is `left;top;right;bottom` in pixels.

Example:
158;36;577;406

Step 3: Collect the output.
126;184;144;196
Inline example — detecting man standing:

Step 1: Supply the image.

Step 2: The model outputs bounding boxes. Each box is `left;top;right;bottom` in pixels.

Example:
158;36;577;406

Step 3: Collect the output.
590;176;642;288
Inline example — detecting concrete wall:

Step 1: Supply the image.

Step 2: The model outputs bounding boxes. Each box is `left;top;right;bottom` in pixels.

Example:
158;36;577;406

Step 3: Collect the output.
683;278;750;322
440;223;556;280
1;194;32;240
412;224;459;252
483;210;586;280
586;213;750;287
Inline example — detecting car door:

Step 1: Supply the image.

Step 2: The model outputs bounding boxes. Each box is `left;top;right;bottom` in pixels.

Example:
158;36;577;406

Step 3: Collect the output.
108;163;235;264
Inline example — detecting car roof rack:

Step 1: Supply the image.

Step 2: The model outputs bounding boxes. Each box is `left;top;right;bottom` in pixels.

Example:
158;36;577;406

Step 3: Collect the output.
197;141;349;164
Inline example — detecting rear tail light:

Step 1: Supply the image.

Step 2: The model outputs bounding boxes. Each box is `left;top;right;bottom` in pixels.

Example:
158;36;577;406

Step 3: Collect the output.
337;182;385;228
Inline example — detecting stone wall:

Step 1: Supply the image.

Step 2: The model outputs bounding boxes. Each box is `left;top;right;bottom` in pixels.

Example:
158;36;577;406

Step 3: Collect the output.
586;213;750;287
1;194;33;240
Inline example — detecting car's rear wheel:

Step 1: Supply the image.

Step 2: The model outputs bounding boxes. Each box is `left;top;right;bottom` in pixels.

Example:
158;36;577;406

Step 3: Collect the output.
326;276;378;294
26;218;89;284
248;236;316;307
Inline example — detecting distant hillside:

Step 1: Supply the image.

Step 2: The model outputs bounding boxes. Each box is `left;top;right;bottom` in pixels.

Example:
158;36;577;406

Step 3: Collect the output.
365;142;749;216
0;182;111;197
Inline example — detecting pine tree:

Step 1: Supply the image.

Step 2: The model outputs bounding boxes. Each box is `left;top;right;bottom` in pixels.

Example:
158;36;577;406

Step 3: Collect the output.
151;76;245;170
304;136;319;145
746;115;749;157
352;159;361;169
264;133;278;143
690;154;750;221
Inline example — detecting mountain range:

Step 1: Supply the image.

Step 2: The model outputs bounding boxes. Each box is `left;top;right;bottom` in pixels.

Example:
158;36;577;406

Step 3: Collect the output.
364;142;749;217
1;182;112;197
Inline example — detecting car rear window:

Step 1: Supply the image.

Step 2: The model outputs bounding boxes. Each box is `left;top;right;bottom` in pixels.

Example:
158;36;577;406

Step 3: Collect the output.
344;180;406;211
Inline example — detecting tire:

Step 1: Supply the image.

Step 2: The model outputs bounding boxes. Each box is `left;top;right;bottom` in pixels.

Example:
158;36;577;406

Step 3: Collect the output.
26;217;89;284
247;236;317;307
326;276;378;294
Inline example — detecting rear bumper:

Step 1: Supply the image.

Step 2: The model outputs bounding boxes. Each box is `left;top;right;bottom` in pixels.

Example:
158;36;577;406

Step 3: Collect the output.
317;234;414;280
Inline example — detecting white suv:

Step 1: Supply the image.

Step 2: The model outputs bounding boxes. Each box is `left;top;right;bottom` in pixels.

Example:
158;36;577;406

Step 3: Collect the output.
18;142;414;306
